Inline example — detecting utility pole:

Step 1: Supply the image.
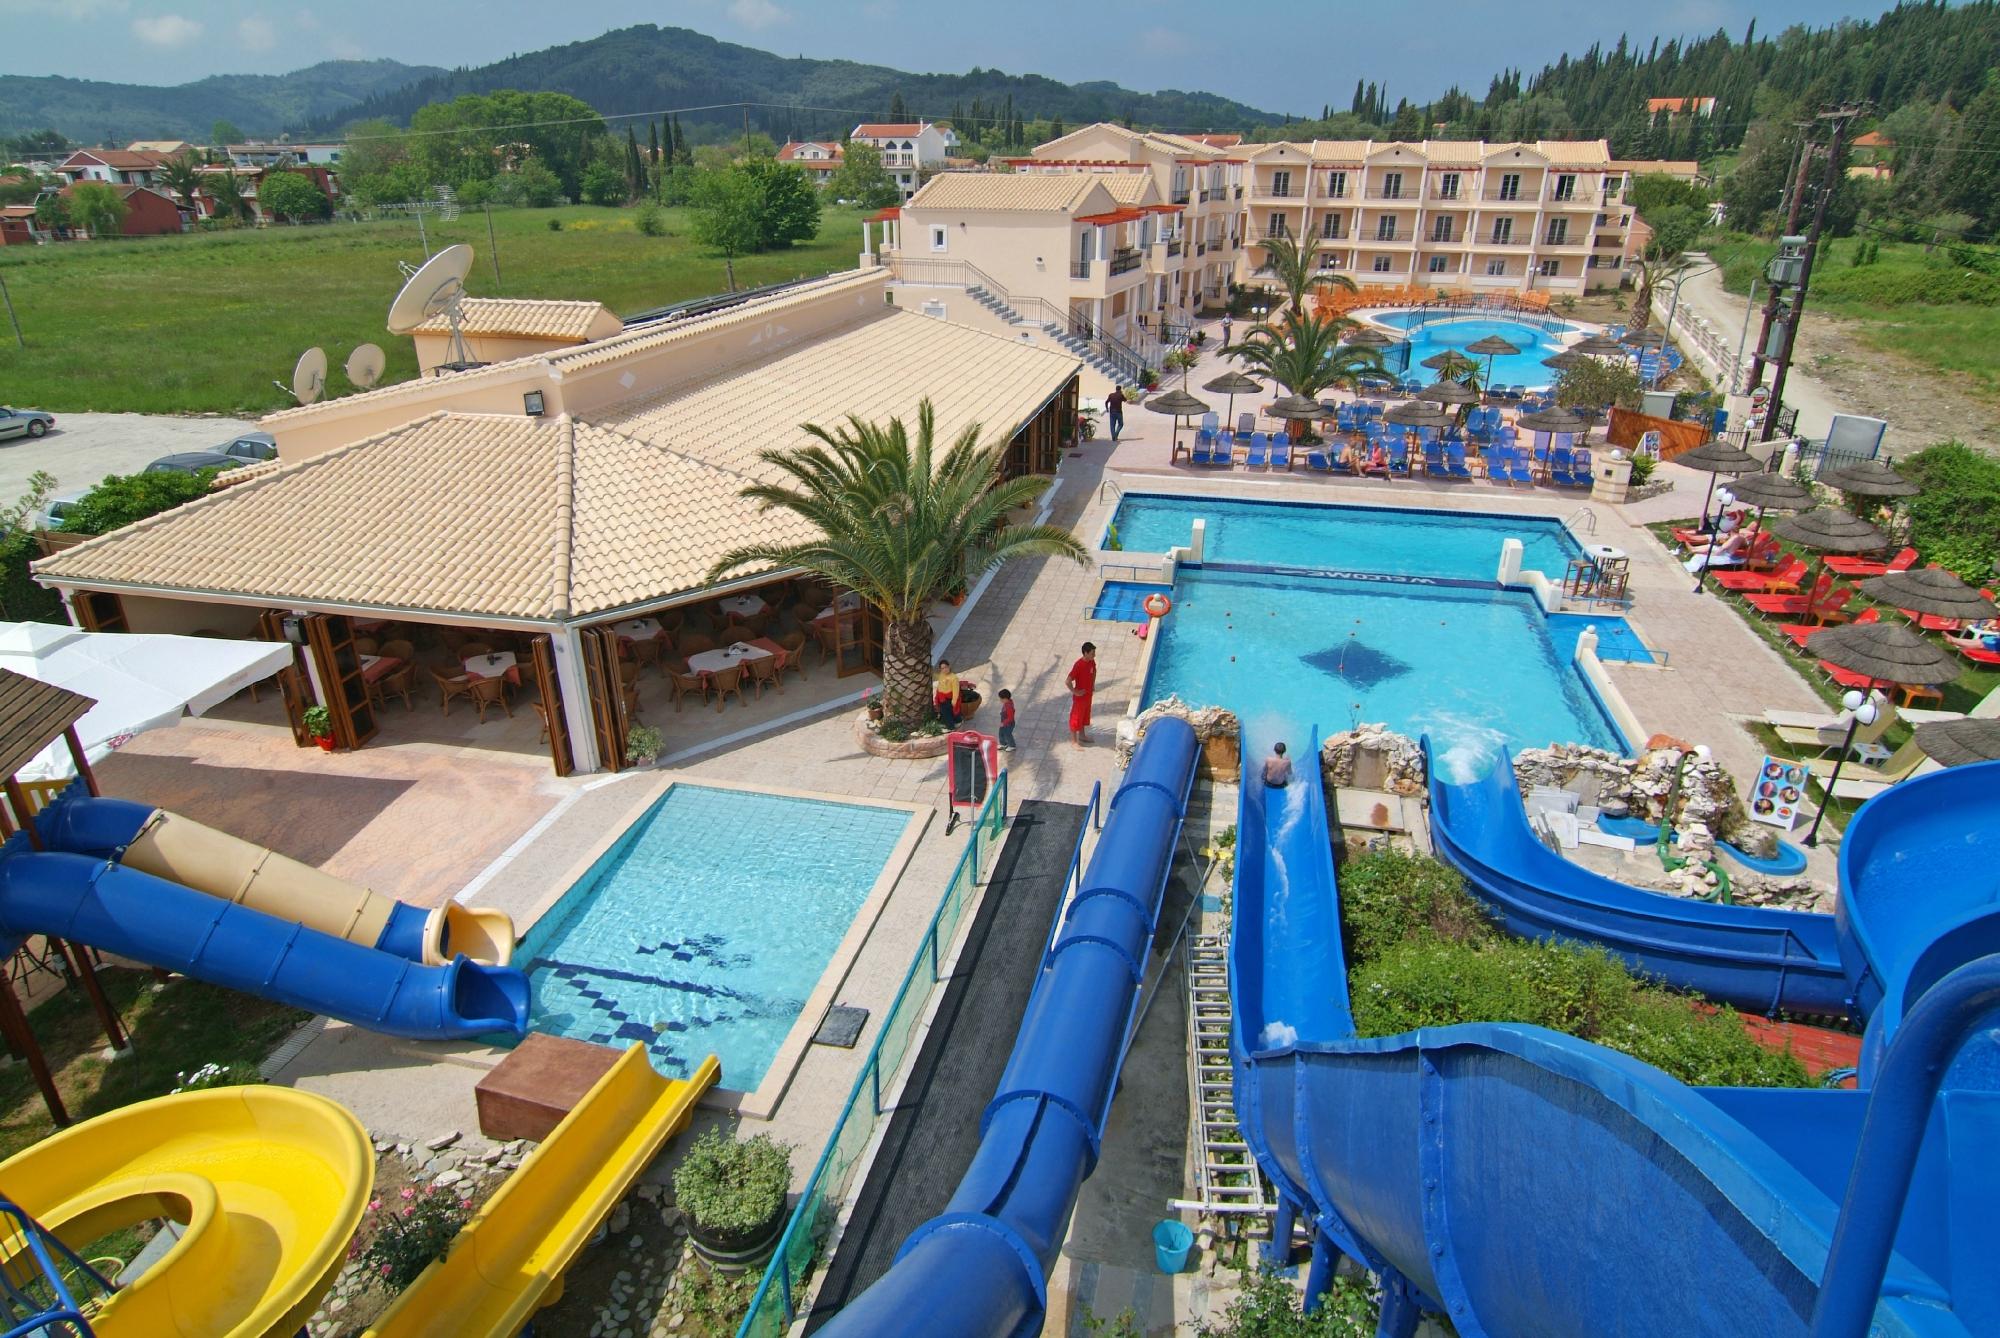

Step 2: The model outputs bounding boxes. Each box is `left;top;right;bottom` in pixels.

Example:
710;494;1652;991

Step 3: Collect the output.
0;271;23;349
485;203;501;292
1746;121;1817;391
1761;104;1863;444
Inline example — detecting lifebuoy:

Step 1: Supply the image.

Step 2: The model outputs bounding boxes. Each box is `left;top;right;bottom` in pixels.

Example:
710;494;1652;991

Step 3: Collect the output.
1143;593;1173;619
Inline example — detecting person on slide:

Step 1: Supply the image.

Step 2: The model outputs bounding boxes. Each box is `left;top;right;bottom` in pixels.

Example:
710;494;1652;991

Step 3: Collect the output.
1263;741;1293;788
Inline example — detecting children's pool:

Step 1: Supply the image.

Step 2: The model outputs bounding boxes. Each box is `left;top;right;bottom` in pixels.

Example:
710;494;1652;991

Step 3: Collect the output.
1369;313;1573;389
1108;495;1582;579
512;785;911;1090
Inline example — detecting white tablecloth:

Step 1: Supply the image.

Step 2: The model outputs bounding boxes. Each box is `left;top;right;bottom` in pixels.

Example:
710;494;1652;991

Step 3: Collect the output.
463;650;517;680
717;594;767;619
815;592;863;620
686;643;771;676
612;617;661;641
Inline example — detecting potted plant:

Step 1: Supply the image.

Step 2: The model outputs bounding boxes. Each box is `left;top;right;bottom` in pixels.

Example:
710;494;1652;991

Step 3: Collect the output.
302;705;334;752
626;724;663;766
862;687;883;724
673;1129;792;1270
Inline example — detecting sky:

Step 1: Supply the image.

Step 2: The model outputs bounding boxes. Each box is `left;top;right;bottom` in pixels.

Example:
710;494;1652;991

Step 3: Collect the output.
1;0;1896;113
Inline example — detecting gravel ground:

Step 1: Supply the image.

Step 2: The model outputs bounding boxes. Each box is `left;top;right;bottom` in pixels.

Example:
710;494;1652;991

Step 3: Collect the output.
0;411;256;502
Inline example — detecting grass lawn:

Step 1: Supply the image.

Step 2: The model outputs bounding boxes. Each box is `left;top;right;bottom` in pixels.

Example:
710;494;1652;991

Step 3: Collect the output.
1704;233;2000;404
0;203;872;416
0;965;308;1161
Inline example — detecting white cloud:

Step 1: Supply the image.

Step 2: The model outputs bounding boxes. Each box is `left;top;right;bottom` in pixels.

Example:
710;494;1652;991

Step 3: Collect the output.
237;14;276;50
131;12;200;46
727;0;786;31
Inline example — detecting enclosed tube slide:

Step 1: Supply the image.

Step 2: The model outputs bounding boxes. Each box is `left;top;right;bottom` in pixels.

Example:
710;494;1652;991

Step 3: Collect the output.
1232;748;2000;1336
818;717;1199;1338
34;790;515;966
1425;740;1849;1017
0;837;528;1040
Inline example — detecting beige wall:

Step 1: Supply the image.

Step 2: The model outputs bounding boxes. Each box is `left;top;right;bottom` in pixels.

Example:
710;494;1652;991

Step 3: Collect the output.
118;594;263;637
895;205;1081;314
412;331;582;375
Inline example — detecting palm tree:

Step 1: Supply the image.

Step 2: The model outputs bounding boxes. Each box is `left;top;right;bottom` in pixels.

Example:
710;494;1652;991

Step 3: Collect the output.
154;152;203;215
204;169;255;224
1227;308;1385;400
708;400;1087;728
1254;233;1359;314
1628;252;1690;329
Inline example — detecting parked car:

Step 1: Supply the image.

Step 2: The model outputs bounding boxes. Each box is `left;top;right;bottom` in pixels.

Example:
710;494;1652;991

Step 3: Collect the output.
0;407;56;441
32;487;89;531
144;452;247;476
217;431;277;462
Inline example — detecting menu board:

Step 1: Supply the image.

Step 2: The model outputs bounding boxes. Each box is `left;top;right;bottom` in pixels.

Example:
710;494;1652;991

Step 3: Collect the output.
1750;755;1808;829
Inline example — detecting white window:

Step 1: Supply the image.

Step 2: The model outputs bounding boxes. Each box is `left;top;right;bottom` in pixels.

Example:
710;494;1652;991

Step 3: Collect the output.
1271;169;1292;197
1372;255;1393;272
1320;215;1342;239
929;225;947;252
1490;218;1513;244
1375;217;1396;241
1382;171;1403;199
1485;258;1507;276
1267;212;1287;237
1498;172;1521;200
1538;259;1561;276
1553;173;1576;201
1427;256;1449;273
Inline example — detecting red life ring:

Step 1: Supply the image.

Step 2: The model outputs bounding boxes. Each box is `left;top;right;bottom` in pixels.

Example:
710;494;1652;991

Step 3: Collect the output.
1143;593;1173;619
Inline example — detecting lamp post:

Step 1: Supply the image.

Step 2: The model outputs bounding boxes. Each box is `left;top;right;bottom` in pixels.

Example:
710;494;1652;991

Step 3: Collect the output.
1804;689;1879;847
1691;486;1736;594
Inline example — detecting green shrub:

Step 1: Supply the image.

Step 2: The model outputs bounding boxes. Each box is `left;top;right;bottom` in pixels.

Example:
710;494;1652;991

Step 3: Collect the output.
633;201;666;236
1899;442;2000;580
355;1183;472;1290
0;531;62;623
672;1129;791;1238
1194;1265;1377;1337
1337;849;1494;965
1630;453;1658;485
59;469;214;536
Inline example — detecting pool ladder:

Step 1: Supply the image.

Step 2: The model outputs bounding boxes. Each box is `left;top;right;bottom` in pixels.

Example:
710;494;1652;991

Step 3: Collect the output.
1099;478;1125;507
1566;506;1598;537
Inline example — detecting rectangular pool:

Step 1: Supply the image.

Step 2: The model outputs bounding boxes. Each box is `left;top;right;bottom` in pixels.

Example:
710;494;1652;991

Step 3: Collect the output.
513;784;913;1092
1109;495;1582;580
1144;568;1626;779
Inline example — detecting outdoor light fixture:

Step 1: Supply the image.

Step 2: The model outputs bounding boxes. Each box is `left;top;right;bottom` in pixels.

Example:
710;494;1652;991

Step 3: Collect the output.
1805;692;1880;847
523;390;545;417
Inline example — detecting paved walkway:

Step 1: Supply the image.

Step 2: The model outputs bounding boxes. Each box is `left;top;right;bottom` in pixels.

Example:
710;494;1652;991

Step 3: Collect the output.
0;411;255;500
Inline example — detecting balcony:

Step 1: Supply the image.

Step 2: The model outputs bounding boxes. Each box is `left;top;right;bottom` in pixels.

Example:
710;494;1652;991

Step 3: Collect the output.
1318;186;1349;200
1254;185;1299;200
1319;231;1346;243
1481;235;1529;247
1234;185;1244;199
1171;189;1191;205
1364;187;1412;201
1070;260;1092;279
1429;186;1466;202
1482;189;1530;204
1372;230;1403;243
883;155;916;169
1540;234;1588;250
1195;241;1208;255
1165;238;1183;256
1109;249;1143;275
1545;187;1604;207
1198;189;1213;203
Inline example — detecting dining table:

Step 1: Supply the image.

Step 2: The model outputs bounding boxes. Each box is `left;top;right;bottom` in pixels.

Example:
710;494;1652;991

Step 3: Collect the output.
463;650;521;686
813;592;864;623
686;642;772;680
716;594;768;620
611;616;661;644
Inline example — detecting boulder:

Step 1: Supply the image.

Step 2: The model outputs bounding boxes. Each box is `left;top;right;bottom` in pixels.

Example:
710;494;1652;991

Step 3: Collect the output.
1117;696;1242;777
1319;724;1426;796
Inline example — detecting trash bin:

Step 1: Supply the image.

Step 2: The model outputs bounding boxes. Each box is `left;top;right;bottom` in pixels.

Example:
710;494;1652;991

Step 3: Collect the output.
1153;1218;1194;1274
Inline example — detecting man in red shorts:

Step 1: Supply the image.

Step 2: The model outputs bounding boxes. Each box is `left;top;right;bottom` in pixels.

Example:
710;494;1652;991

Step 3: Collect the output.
1066;641;1097;747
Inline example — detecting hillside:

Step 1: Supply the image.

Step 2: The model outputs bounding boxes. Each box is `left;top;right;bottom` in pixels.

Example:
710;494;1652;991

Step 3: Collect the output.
308;25;1278;141
0;59;445;142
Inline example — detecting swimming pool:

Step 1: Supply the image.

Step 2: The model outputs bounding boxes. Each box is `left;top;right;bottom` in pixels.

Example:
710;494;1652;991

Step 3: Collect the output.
1108;495;1582;580
1144;568;1625;777
1369;314;1572;389
1092;579;1173;623
513;784;912;1092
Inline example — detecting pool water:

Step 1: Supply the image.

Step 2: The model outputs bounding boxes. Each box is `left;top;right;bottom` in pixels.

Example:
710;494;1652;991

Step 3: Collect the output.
1108;496;1581;579
1370;315;1571;389
513;785;910;1089
1546;614;1660;665
1093;579;1173;623
1145;568;1624;777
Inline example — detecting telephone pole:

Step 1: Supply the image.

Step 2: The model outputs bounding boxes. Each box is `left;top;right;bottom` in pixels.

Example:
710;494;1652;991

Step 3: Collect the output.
1746;121;1816;391
1761;103;1865;444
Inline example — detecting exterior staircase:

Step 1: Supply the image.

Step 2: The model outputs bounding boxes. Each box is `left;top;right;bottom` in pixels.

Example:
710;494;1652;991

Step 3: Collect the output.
963;283;1139;385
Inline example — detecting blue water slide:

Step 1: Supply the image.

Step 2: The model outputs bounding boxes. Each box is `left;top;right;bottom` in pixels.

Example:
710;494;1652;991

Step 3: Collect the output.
1424;740;1851;1018
1232;746;2000;1335
0;840;528;1041
818;718;1200;1338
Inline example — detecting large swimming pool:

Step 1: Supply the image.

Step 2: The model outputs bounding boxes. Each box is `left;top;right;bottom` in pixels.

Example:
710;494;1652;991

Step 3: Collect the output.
1109;495;1582;579
1368;314;1573;389
513;784;911;1091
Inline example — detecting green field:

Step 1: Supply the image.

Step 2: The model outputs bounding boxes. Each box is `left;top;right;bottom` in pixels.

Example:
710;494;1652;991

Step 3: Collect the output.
0;203;871;416
1705;233;2000;404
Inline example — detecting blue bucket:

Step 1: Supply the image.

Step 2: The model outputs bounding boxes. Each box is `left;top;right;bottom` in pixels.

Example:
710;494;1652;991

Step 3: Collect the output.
1153;1218;1194;1274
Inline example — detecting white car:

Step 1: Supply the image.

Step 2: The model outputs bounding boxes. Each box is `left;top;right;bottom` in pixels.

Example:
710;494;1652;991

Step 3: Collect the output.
0;406;56;441
32;487;88;532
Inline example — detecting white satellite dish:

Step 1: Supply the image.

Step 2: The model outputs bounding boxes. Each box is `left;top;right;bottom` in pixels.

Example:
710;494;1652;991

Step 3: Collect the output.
291;346;327;404
386;243;478;370
345;343;386;389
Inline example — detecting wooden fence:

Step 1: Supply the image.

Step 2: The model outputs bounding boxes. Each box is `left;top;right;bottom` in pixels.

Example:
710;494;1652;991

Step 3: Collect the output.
1606;406;1709;459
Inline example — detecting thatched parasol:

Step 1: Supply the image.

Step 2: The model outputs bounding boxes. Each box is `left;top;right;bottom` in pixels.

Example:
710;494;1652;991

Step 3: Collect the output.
1145;387;1211;460
1621;327;1668;349
1383;400;1452;428
1542;350;1586;372
1800;620;1961;844
1570;333;1626;357
1203;370;1263;428
1515;406;1593;434
1913;718;2000;767
1774;507;1888;555
1340;326;1394;348
1268;393;1331;420
1676;438;1765;555
1823;458;1921;499
1417;379;1481;406
1725;470;1815;538
1465;332;1519;385
1420;350;1478;375
1859;567;1999;623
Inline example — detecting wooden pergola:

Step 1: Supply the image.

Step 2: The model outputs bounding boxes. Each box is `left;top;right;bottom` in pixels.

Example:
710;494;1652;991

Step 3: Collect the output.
0;668;129;1126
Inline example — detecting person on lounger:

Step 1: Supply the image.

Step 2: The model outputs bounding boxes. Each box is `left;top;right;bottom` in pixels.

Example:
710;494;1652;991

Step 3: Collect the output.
1684;526;1759;573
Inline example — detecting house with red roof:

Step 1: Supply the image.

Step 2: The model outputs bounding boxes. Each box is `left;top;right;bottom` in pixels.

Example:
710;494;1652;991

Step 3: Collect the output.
777;140;844;185
56;182;188;238
1646;97;1717;119
54;148;171;189
849;121;956;199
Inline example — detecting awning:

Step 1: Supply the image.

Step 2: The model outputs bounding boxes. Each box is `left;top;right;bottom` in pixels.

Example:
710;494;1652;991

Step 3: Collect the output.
0;622;292;779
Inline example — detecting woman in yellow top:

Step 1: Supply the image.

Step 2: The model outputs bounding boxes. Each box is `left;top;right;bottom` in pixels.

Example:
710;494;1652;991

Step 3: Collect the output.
933;659;962;727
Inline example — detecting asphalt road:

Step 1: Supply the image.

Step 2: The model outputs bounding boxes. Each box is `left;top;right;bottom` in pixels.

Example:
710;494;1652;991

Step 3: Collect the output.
0;411;256;504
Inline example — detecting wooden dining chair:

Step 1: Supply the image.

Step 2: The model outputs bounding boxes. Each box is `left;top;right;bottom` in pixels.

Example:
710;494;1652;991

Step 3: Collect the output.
709;664;748;711
530;701;552;745
810;620;841;666
621;680;643;721
431;667;475;716
666;660;709;711
466;674;512;722
617;659;641;688
747;654;781;698
777;630;808;682
379;639;416;662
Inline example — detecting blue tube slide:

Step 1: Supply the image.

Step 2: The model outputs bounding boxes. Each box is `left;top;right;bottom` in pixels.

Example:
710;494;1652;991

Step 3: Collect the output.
1425;740;1850;1018
1232;745;2000;1335
818;717;1200;1338
0;839;528;1041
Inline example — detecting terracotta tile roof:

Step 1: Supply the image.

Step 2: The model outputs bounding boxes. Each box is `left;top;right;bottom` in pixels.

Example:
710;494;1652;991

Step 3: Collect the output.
852;123;929;138
414;298;619;341
60;148;166;171
901;171;1105;212
1610;159;1700;176
1143;132;1225;157
1186;134;1241;148
1534;139;1612;165
1421;140;1487;165
1;205;38;219
1307;140;1373;162
1100;174;1157;205
778;140;843;163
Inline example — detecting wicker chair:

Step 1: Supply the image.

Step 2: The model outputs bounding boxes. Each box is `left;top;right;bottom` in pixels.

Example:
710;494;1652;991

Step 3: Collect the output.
459;641;493;660
810;620;841;666
431;667;475;715
617;659;641;688
466;674;511;722
777;630;808;682
746;654;781;698
629;636;663;676
677;630;716;657
353;636;379;656
379;639;416;662
621;681;643;721
369;664;418;712
666;660;708;711
718;624;757;647
709;664;748;711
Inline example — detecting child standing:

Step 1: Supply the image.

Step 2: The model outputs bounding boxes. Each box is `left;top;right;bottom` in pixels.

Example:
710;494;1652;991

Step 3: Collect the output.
996;688;1017;752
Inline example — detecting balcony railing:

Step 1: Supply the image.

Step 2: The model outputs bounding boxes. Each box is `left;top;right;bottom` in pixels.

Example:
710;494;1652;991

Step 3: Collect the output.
1429;187;1466;202
1373;230;1402;243
1171;190;1191;204
1482;189;1529;203
1320;230;1345;242
1195;241;1208;255
1483;235;1529;246
1319;186;1349;200
1070;260;1091;279
1256;185;1298;199
1233;185;1244;199
1364;187;1412;201
1109;249;1143;275
1165;239;1183;256
1428;231;1457;243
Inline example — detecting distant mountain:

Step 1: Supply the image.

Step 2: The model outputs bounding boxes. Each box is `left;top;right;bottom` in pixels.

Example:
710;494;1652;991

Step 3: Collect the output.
0;60;445;143
307;25;1279;141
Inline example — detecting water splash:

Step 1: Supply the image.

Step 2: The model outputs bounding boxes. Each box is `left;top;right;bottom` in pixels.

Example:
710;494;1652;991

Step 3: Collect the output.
1425;713;1510;783
1258;1020;1299;1050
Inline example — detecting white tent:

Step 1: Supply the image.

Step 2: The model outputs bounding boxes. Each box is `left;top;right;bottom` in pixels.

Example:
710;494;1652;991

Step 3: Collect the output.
0;622;291;780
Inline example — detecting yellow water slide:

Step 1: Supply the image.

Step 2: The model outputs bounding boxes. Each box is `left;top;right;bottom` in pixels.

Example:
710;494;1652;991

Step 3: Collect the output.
119;807;515;966
366;1046;721;1337
0;1087;372;1337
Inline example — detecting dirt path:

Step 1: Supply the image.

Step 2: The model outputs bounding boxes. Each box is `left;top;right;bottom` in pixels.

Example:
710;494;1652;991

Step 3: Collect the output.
1785;312;1996;456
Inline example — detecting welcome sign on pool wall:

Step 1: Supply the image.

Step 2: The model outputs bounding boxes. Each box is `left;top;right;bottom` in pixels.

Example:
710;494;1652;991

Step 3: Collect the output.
1749;755;1808;829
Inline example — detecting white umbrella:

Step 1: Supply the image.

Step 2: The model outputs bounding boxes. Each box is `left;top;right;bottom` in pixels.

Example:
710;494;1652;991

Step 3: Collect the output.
0;622;291;779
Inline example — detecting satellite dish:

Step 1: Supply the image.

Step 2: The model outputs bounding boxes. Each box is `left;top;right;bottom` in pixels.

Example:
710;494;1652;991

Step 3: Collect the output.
291;347;327;404
386;243;473;333
345;343;386;389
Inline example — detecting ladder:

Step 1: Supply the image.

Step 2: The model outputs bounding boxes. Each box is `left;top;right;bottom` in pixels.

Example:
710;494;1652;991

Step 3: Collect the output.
1178;933;1271;1217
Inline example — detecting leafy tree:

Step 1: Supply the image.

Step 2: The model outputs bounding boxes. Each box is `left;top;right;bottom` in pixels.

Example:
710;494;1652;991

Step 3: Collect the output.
33;192;69;234
688;166;762;289
1627;172;1708;217
1642;205;1704;261
0;172;46;206
346;163;432;207
59;469;216;536
824;140;898;208
1628;250;1691;328
337;117;409;179
633;201;666;236
154;151;204;212
510;157;563;207
1253;234;1357;312
210;119;245;147
740;132;779;160
707;401;1085;728
1227;308;1383;401
739;156;821;248
888;91;906;121
67;182;127;237
203;170;256;224
1552;358;1643;414
1721;122;1798;233
258;170;331;221
580;160;627;206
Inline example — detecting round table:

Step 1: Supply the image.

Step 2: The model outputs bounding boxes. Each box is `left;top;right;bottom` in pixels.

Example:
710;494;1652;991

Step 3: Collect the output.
1586;544;1628;566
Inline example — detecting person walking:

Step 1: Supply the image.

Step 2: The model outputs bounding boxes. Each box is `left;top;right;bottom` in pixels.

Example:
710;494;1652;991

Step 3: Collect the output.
1105;386;1125;443
1066;642;1098;747
1220;316;1233;350
996;688;1016;752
